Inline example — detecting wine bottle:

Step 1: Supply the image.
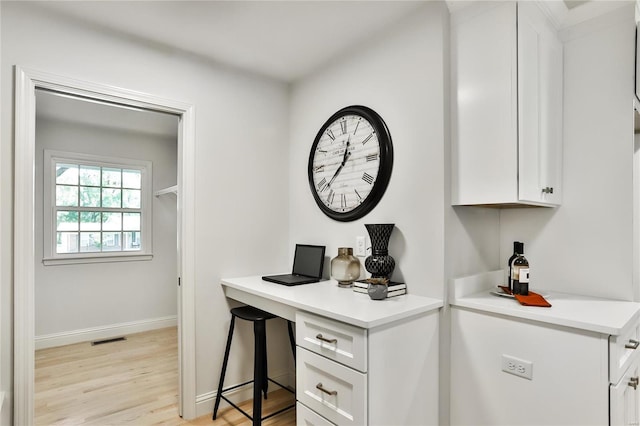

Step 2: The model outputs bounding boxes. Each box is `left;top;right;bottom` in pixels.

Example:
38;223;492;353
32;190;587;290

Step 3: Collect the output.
511;244;529;295
507;241;521;292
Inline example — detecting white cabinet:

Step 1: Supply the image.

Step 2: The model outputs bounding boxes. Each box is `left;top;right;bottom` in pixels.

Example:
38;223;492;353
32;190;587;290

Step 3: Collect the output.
449;273;640;425
451;1;563;207
610;357;640;426
295;310;439;425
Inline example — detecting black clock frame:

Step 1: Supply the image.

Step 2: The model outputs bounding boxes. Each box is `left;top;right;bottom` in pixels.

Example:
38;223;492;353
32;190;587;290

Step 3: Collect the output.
307;105;394;222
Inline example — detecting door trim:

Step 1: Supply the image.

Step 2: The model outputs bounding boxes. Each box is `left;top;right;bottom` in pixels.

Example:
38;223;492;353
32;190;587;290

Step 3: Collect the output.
13;66;197;423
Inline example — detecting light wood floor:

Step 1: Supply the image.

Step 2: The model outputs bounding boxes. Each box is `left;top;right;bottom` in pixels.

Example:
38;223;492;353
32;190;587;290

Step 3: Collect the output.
35;327;295;425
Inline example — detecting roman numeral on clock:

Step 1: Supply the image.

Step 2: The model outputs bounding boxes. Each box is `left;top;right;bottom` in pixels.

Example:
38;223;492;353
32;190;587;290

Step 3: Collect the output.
317;177;328;192
340;194;346;209
327;129;336;141
354;188;363;202
362;172;374;185
340;120;347;135
326;189;335;206
362;132;374;145
313;164;325;173
353;119;361;135
366;153;378;162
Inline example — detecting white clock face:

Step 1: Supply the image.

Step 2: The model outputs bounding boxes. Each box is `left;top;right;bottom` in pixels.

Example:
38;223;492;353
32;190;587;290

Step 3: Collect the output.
310;114;381;213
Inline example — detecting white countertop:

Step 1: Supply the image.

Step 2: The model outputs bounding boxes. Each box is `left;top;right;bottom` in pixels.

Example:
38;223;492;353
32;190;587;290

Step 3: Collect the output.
450;271;640;335
221;275;443;329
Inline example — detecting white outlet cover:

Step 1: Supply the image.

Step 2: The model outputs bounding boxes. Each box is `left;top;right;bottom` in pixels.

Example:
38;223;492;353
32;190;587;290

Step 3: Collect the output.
501;354;533;380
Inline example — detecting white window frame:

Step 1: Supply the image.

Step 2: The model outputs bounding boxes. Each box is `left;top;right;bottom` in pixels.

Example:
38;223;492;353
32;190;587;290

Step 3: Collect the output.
43;150;153;265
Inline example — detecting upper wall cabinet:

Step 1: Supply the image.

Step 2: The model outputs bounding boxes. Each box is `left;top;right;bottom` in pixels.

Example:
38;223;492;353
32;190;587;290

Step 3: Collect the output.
451;2;563;207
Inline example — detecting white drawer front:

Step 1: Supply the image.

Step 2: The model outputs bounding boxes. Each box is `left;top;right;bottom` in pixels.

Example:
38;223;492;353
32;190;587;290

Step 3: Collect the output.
297;348;367;426
296;311;367;372
610;320;640;384
296;402;336;426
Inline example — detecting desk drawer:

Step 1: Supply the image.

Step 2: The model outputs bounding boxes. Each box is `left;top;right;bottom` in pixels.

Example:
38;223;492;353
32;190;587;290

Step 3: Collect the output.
297;348;367;426
296;311;367;372
610;320;640;384
297;402;336;426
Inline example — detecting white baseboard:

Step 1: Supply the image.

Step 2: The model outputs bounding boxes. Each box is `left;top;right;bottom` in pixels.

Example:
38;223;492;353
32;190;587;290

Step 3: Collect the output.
195;371;294;418
35;315;177;350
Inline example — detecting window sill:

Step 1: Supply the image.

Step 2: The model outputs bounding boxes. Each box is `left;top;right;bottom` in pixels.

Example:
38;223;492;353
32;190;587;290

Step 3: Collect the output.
43;253;153;266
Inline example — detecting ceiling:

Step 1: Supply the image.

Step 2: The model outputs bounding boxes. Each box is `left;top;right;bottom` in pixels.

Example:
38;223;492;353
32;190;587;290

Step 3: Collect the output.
34;0;427;83
32;1;426;135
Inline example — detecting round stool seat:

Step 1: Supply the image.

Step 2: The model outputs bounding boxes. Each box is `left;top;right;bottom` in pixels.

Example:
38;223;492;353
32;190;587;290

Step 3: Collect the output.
231;305;276;322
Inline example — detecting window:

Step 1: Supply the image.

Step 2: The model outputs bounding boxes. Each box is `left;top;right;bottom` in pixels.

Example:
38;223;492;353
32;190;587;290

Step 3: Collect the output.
44;150;152;265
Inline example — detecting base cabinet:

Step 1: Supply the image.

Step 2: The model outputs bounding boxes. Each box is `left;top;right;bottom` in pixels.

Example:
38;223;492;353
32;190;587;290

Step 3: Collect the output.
295;310;439;425
451;307;640;425
611;358;640;426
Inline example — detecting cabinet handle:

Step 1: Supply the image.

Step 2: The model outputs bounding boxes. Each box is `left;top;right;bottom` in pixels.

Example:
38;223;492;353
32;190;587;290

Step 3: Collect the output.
625;339;640;350
316;334;337;344
629;377;639;390
316;382;338;396
542;187;554;194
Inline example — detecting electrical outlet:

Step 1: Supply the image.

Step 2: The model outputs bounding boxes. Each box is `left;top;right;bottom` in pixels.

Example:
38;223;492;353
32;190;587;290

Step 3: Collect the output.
501;354;533;380
355;236;366;256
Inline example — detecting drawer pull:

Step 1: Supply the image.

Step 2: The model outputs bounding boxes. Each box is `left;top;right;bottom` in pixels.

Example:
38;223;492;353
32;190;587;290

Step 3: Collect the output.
625;339;640;350
316;382;337;396
316;334;337;344
629;377;639;390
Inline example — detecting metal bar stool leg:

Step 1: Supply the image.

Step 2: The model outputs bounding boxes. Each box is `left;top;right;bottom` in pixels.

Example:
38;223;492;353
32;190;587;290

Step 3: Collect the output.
287;320;296;363
262;326;269;399
212;315;235;420
253;320;266;426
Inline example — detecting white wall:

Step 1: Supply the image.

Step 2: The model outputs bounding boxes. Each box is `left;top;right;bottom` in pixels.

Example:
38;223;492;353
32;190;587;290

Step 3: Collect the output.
500;5;636;301
34;116;178;340
289;2;448;300
1;1;291;418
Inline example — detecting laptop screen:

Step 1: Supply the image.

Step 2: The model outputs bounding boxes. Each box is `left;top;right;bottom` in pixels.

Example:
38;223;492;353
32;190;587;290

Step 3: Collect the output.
292;244;325;278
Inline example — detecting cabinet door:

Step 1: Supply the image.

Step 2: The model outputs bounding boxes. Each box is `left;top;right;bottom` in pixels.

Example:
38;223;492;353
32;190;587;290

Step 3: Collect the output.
610;357;640;426
451;2;519;205
517;2;563;205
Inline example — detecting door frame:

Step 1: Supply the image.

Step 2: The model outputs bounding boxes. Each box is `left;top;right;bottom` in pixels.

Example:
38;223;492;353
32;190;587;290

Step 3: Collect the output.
13;66;197;424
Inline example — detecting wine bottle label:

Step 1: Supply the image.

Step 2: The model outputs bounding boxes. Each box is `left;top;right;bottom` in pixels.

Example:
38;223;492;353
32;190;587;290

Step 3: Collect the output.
519;268;530;283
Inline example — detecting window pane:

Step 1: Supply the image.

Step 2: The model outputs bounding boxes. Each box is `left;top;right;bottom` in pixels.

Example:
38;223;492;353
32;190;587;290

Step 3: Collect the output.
102;168;121;188
80;232;101;252
56;211;78;231
123;212;140;231
56;185;78;207
122;189;141;209
80;212;101;231
56;163;78;185
102;188;121;208
102;212;122;231
123;231;141;251
56;232;78;253
102;232;122;251
123;169;141;189
79;165;100;186
79;186;101;207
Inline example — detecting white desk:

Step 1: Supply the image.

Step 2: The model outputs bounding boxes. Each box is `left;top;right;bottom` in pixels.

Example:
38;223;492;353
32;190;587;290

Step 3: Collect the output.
221;276;443;425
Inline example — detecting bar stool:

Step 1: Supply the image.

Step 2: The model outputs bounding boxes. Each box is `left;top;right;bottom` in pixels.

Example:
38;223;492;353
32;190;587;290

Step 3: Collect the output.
212;305;296;426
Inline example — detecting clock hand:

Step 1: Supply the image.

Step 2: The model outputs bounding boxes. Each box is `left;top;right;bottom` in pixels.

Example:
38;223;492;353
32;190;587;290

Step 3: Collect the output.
327;151;351;188
341;136;351;165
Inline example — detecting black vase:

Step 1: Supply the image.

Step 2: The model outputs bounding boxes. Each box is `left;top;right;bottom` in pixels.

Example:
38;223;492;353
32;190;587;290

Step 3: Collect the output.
364;224;395;280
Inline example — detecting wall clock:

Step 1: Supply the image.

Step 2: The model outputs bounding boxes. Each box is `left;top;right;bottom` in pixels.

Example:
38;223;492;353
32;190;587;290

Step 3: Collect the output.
308;105;393;222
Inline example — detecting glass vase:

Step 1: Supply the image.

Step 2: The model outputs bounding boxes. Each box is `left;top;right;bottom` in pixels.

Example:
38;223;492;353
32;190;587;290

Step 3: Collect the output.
330;247;361;287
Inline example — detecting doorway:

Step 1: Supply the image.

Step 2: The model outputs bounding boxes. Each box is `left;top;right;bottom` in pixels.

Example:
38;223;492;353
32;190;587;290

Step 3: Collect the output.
14;67;197;424
33;87;179;422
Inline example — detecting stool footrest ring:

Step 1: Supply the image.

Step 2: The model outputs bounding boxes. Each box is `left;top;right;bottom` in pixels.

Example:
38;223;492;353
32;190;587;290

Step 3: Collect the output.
216;378;295;422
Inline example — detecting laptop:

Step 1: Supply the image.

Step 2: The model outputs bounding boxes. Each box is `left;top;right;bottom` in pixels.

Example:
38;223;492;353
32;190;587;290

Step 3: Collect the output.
262;244;326;286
